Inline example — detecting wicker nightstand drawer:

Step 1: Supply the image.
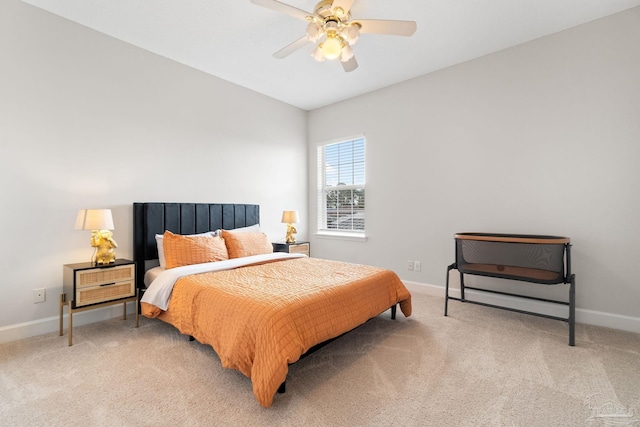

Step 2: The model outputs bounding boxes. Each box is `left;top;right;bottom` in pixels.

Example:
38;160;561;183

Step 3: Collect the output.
76;280;135;306
288;243;309;255
75;264;135;289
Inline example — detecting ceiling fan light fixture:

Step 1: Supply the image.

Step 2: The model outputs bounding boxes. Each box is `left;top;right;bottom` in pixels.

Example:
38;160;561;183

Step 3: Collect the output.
342;24;360;45
312;45;325;62
340;43;354;62
306;22;322;42
320;34;343;60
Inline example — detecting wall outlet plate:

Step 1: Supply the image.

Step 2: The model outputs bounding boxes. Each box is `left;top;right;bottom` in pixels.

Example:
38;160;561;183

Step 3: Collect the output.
33;288;45;303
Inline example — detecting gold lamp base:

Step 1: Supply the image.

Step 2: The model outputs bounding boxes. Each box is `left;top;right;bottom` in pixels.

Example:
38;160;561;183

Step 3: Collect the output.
285;224;297;244
91;230;117;265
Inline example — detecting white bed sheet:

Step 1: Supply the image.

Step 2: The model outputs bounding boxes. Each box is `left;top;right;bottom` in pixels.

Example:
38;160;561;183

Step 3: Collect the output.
144;266;165;288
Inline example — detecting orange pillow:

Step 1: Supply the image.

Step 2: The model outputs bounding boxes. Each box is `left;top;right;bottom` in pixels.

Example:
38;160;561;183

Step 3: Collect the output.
163;231;229;269
221;230;273;259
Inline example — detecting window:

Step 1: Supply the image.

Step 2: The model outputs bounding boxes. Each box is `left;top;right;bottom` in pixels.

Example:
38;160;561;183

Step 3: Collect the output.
317;136;365;236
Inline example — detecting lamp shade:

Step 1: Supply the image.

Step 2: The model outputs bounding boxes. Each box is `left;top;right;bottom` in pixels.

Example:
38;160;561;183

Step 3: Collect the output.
312;45;325;62
75;209;114;230
306;22;322;42
340;43;354;62
281;210;299;224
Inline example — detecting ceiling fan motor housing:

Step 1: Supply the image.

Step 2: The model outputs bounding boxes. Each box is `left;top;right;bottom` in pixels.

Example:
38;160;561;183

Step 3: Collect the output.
313;0;348;20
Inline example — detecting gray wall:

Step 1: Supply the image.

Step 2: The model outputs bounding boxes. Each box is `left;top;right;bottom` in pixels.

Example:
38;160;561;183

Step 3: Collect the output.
0;0;307;341
308;7;640;331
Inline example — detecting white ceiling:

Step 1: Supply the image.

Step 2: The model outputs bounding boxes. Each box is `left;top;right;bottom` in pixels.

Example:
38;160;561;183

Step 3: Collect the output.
21;0;640;110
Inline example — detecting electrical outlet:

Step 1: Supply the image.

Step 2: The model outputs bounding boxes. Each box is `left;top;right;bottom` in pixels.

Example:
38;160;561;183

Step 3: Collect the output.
407;261;414;271
414;261;421;272
33;288;45;303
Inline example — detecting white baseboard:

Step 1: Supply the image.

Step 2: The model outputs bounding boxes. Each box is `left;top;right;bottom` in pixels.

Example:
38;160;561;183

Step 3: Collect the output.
0;302;138;345
3;283;638;344
404;281;640;334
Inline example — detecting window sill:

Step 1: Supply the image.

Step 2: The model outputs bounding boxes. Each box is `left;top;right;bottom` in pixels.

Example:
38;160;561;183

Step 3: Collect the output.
314;231;368;242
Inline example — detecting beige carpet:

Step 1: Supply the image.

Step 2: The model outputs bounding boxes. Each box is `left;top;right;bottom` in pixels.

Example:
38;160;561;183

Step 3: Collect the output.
1;284;639;426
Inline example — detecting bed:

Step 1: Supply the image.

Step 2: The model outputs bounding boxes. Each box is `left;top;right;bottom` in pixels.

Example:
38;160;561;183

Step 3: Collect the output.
133;202;412;407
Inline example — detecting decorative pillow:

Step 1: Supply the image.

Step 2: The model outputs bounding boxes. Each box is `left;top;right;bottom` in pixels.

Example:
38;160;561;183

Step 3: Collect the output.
221;230;273;259
156;231;217;268
163;231;229;269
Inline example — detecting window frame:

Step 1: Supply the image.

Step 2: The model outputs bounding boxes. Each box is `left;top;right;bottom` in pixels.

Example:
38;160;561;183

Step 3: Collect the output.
315;134;367;241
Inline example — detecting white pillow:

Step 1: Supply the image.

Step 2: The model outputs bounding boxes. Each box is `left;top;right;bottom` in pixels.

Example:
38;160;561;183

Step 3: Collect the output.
155;231;217;269
226;224;260;234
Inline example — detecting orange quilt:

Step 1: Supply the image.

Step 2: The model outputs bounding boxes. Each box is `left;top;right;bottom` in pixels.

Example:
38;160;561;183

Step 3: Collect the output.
141;257;412;407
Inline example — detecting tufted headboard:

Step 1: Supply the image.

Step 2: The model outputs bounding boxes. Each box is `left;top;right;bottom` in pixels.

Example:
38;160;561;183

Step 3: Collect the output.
133;202;260;290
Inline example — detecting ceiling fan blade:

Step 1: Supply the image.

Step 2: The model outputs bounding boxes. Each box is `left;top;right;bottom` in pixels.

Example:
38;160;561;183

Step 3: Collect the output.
342;56;358;73
251;0;313;21
331;0;356;15
355;19;417;36
273;36;312;58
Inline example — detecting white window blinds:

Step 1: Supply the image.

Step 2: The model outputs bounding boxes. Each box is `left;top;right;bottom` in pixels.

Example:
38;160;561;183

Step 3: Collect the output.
317;136;365;233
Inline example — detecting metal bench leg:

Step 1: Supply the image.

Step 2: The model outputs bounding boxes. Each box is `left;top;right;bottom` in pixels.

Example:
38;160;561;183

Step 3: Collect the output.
569;274;576;346
444;263;455;316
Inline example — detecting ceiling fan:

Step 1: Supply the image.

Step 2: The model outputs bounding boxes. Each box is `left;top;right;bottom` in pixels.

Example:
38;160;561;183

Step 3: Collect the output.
251;0;417;72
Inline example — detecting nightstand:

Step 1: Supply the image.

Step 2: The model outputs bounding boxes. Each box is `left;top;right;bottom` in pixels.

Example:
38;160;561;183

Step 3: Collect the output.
60;258;138;346
272;241;310;257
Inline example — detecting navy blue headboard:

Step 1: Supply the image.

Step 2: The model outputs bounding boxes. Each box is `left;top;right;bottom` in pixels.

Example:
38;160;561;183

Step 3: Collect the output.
133;202;259;289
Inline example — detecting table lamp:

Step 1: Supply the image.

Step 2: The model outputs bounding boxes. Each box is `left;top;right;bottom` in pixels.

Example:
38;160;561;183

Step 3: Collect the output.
75;209;117;265
281;210;299;244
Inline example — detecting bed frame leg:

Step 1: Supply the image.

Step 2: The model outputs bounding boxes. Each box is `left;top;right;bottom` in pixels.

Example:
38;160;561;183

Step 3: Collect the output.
188;335;195;342
391;304;397;320
278;381;286;394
